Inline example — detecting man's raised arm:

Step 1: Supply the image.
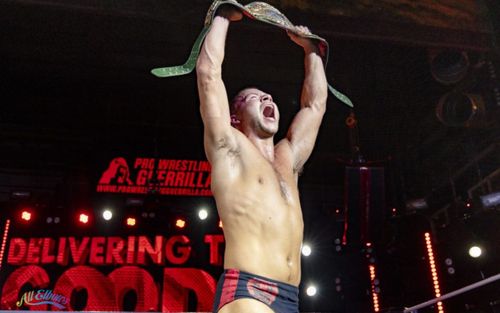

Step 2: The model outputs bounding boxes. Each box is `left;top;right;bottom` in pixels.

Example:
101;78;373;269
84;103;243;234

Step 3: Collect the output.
285;26;328;172
196;8;242;162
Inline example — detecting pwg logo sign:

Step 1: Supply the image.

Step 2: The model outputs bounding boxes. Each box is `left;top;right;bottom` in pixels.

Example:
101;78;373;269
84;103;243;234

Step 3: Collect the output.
96;157;212;196
17;289;68;309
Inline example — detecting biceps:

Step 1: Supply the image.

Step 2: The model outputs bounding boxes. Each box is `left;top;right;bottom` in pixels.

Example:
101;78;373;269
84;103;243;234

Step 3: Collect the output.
287;107;325;167
198;76;233;141
198;76;230;119
288;106;324;141
197;76;241;170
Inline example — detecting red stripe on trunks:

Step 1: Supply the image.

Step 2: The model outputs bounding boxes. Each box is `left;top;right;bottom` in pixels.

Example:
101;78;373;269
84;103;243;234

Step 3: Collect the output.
218;269;240;310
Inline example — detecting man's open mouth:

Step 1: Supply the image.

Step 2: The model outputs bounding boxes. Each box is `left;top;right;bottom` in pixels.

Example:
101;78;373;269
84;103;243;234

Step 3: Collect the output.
263;105;275;119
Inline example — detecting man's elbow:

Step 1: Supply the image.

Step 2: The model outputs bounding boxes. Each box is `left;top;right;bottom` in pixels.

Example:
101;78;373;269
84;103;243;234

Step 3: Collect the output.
308;98;327;115
315;104;327;118
196;59;222;83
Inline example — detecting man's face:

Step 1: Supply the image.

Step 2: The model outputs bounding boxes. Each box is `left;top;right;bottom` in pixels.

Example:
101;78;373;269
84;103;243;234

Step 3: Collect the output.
234;88;280;137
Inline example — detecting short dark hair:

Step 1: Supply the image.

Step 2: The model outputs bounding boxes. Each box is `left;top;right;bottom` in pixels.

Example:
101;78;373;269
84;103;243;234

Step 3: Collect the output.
230;94;245;115
229;86;261;114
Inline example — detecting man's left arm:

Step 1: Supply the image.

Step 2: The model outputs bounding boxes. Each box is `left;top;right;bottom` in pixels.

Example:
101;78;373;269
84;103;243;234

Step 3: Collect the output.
285;26;328;173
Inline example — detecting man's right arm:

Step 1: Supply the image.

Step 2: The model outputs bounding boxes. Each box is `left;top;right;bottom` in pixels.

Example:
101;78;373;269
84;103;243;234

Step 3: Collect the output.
196;12;240;164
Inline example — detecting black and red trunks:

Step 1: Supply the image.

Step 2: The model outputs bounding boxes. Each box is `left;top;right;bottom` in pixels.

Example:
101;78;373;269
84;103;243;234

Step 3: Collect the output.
212;269;299;313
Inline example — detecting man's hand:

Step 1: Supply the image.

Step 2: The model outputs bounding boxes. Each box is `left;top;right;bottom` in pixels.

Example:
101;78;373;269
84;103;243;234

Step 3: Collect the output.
287;25;317;52
216;5;243;22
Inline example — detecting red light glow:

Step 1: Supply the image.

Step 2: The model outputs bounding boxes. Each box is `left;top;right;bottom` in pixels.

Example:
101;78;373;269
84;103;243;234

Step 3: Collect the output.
0;219;11;270
79;214;89;224
126;217;136;227
175;219;186;229
21;210;32;221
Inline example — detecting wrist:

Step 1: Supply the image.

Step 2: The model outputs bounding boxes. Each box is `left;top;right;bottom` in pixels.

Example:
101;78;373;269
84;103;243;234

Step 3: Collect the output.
215;5;243;22
303;43;320;55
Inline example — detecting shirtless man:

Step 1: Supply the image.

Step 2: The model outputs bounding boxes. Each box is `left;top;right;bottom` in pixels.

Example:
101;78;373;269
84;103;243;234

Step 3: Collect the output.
196;5;327;313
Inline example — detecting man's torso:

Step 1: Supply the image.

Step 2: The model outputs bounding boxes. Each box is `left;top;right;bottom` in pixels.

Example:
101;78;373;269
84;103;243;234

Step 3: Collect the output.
210;130;304;286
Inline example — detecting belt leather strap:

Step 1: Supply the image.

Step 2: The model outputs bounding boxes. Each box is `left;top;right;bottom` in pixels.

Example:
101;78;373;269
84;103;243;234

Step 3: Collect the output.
151;0;353;108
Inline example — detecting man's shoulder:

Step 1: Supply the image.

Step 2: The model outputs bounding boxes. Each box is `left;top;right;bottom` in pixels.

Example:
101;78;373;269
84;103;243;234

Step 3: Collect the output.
275;138;293;153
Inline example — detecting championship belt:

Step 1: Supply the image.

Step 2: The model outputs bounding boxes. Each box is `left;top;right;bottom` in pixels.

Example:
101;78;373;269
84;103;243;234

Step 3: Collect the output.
151;0;353;108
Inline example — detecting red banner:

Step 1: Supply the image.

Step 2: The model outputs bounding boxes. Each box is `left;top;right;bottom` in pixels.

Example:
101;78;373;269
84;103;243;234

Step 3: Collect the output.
1;234;224;311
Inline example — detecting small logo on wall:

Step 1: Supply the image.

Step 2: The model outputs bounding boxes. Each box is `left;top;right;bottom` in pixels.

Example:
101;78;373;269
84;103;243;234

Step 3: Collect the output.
99;157;134;185
16;289;68;309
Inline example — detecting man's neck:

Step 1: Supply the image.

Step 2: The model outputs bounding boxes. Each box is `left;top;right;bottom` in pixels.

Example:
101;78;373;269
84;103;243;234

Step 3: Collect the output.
247;134;275;162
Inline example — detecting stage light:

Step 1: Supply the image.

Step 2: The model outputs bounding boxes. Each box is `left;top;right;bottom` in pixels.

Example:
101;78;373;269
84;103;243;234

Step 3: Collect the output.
176;219;186;229
406;198;428;210
21;210;32;222
334;238;342;253
125;198;144;207
334;277;342;293
429;50;469;85
141;211;156;219
369;264;381;312
102;209;113;221
0;220;11;271
79;213;89;224
301;244;312;257
198;209;208;220
126;217;136;227
11;191;31;199
480;192;500;208
219;220;223;228
392;207;397;214
306;285;317;297
468;246;482;258
436;92;484;127
45;216;61;224
444;257;455;275
424;232;445;313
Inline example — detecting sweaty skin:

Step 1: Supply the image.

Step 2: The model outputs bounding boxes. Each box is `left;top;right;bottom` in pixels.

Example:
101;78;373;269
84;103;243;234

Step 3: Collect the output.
196;6;327;313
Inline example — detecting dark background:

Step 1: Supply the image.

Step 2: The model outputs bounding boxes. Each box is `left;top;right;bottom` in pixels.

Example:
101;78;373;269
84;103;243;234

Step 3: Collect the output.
1;0;500;312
